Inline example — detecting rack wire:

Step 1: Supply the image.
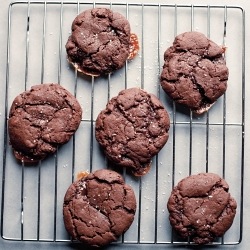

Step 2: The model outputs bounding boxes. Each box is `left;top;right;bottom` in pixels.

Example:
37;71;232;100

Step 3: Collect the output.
1;1;245;246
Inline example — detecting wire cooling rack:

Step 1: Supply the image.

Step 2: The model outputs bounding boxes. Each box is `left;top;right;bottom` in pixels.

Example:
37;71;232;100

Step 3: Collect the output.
1;1;245;247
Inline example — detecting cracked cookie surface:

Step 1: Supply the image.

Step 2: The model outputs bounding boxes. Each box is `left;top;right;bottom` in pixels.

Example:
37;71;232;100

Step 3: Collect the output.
167;173;237;244
66;8;131;76
160;31;228;114
63;169;136;247
95;88;170;176
8;83;82;163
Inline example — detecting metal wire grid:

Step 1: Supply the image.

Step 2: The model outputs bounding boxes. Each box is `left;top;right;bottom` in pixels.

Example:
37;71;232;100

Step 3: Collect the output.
1;1;245;246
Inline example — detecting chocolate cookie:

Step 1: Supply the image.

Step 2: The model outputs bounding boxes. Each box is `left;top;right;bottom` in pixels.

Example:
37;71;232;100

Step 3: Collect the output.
167;173;237;244
8;83;82;163
63;169;136;247
66;8;138;76
95;88;170;176
160;31;228;114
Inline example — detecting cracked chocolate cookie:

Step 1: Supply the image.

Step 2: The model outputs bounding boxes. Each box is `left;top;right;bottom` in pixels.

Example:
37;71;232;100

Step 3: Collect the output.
167;173;237;244
66;8;139;76
8;83;82;163
63;169;136;247
161;31;228;114
95;88;170;176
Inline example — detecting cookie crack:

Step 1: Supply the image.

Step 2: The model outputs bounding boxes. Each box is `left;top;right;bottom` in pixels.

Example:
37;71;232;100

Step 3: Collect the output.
207;179;228;195
166;47;223;107
68;194;114;239
85;200;116;239
66;204;78;239
190;74;213;106
93;175;123;186
108;97;164;166
73;209;114;241
121;186;136;214
188;55;217;106
115;95;163;136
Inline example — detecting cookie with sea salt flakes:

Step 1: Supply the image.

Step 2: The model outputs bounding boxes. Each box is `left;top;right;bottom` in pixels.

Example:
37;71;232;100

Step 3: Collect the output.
63;169;136;247
8;83;82;164
161;31;228;114
95;88;170;176
167;173;237;244
66;7;139;76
